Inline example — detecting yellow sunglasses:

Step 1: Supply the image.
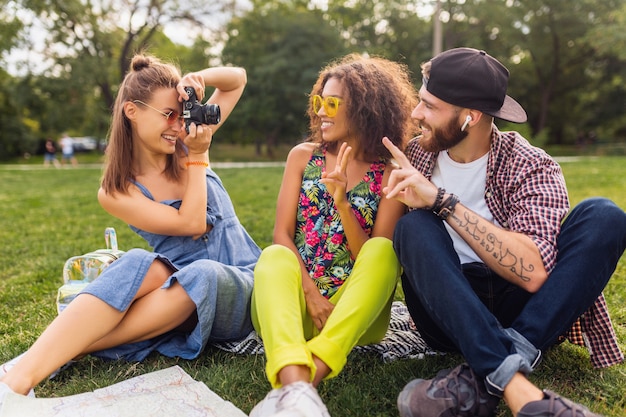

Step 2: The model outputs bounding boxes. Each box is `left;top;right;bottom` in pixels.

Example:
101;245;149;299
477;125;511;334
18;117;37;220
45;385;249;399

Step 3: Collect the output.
311;95;343;117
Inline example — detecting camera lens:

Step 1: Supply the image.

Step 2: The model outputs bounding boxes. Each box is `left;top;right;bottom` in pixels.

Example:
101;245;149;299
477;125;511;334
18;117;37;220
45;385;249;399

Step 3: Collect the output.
202;104;221;125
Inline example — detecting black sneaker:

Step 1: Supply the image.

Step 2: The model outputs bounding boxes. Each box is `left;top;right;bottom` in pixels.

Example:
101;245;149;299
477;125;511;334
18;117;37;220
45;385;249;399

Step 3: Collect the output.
518;390;603;417
397;363;500;417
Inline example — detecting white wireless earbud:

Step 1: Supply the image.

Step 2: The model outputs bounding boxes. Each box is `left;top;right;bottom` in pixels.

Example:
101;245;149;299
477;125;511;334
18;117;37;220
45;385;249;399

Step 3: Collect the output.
461;115;472;132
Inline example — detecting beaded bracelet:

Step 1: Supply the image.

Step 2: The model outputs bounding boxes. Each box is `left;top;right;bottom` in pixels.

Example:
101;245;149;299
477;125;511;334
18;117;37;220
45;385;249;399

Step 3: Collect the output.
428;187;446;211
186;161;209;168
435;194;460;220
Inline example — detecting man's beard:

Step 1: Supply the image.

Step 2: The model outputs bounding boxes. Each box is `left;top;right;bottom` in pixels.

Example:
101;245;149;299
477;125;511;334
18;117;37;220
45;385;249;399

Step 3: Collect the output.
420;117;468;153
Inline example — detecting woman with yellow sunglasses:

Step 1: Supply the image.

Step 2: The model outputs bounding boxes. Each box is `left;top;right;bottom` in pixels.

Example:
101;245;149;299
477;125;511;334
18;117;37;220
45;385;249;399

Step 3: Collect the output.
250;54;419;416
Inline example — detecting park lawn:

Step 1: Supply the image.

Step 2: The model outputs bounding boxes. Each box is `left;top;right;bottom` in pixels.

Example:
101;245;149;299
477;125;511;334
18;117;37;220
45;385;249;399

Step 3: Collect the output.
0;156;625;416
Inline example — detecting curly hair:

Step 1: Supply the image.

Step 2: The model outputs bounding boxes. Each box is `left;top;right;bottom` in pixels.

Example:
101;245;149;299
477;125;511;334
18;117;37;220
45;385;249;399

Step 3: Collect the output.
101;54;183;195
306;53;419;162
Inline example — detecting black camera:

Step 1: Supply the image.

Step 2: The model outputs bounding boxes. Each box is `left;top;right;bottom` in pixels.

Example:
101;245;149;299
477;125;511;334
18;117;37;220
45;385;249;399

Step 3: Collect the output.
182;87;221;133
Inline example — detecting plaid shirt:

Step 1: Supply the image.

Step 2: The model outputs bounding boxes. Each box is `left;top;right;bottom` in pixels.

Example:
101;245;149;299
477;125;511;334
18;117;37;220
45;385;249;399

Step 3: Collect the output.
405;126;623;368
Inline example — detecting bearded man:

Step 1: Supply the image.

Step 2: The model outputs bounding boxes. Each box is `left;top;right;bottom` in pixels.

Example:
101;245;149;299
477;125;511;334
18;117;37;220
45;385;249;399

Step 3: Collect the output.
383;47;626;417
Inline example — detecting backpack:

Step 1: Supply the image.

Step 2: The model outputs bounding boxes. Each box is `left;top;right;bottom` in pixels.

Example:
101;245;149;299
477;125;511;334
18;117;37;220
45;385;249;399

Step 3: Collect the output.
56;227;125;314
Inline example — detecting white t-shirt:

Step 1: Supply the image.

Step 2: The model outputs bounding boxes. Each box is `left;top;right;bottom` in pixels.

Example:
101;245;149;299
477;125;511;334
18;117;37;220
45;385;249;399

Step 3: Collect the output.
431;151;498;264
60;136;74;154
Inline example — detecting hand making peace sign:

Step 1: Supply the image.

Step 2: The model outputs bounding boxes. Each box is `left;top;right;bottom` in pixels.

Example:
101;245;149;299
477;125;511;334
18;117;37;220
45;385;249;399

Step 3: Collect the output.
320;142;352;206
382;137;439;209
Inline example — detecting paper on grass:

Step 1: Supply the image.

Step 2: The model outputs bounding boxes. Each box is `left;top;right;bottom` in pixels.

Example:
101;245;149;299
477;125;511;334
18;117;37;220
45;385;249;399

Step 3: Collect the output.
0;365;247;417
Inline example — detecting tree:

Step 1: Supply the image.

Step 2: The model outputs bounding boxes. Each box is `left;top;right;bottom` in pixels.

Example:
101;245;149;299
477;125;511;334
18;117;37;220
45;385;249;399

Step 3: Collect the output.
221;2;349;155
0;70;38;159
0;1;36;159
220;0;439;154
0;0;24;54
4;0;625;157
427;0;626;145
581;3;626;142
0;0;239;155
324;0;433;78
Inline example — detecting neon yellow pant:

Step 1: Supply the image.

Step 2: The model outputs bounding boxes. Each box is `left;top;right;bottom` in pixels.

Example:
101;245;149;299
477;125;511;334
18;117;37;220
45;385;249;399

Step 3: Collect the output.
251;237;400;388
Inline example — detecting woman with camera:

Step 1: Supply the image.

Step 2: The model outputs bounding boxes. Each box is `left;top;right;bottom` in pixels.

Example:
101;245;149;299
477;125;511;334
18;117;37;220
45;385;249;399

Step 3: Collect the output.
0;54;260;400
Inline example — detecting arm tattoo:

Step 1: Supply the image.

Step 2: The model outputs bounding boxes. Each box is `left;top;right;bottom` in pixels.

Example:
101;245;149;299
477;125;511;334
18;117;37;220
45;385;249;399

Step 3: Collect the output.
451;211;534;282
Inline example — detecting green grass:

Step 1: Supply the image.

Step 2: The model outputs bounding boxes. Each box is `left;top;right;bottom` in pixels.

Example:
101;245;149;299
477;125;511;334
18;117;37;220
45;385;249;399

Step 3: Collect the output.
0;156;625;416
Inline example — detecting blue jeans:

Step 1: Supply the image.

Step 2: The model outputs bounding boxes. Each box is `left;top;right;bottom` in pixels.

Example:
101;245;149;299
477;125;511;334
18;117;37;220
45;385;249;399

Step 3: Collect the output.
394;198;626;396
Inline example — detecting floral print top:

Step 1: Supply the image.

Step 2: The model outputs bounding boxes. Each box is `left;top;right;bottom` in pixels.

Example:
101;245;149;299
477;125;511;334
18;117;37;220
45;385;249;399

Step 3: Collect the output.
294;146;386;298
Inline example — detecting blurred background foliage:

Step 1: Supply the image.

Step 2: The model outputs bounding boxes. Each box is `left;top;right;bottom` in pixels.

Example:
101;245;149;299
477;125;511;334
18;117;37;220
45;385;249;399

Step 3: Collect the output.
1;0;626;160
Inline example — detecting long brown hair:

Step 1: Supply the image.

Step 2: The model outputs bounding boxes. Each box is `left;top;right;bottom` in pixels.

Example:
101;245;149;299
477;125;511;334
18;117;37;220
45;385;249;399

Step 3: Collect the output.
307;53;419;162
101;54;183;195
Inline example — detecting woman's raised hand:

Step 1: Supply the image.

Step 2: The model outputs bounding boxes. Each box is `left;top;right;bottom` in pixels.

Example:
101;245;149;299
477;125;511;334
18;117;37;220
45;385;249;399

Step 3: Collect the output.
177;72;205;102
183;122;213;156
176;73;212;156
321;142;351;204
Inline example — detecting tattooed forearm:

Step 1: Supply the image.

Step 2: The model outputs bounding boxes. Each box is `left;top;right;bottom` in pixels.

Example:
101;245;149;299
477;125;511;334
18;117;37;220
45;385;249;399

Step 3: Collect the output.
451;211;535;282
453;210;486;242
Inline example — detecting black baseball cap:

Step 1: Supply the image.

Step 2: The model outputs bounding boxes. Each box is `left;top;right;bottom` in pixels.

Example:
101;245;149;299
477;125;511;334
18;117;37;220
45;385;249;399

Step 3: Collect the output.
424;47;527;123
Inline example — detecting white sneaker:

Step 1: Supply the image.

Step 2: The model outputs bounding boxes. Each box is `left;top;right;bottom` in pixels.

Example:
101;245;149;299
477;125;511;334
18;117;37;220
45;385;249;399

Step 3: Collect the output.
273;381;331;417
249;387;283;417
0;354;35;398
0;381;19;408
1;381;12;401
